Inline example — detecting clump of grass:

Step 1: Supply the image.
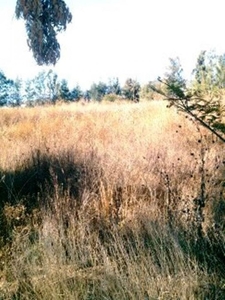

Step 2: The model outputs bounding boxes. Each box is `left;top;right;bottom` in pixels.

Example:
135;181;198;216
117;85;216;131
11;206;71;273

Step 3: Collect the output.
2;204;225;299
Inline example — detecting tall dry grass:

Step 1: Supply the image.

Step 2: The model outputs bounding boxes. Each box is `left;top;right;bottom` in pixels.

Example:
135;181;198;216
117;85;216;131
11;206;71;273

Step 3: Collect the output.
0;100;224;299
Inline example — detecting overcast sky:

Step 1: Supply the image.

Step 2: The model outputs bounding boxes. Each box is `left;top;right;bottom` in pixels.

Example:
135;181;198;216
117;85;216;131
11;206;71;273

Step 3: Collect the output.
0;0;224;89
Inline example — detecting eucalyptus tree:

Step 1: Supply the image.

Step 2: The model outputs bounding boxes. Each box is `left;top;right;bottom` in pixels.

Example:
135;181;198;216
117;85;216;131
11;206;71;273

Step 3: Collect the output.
24;70;59;105
90;82;108;101
15;0;72;65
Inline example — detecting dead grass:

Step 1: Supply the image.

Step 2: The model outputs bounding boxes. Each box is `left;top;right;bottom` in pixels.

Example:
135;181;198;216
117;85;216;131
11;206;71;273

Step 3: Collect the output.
0;100;224;299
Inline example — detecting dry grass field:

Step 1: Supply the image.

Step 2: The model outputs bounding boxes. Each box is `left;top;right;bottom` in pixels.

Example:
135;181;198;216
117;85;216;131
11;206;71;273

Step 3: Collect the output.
0;100;224;299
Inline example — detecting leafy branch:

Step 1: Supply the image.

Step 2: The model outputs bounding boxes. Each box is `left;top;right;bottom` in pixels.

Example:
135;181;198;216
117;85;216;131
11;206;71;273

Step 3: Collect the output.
149;57;225;144
15;0;72;65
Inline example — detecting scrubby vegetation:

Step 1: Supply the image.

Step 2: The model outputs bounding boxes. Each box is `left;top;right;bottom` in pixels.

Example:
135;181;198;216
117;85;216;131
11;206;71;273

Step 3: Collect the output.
0;100;224;299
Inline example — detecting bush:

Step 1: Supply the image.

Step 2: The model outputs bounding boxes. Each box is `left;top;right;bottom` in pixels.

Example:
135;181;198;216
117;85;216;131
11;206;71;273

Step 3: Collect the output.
102;93;119;102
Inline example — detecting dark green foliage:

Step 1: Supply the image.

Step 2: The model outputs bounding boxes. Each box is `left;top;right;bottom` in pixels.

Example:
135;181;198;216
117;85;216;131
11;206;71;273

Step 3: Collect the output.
59;79;71;100
58;80;82;101
15;0;72;65
70;85;83;101
122;78;140;102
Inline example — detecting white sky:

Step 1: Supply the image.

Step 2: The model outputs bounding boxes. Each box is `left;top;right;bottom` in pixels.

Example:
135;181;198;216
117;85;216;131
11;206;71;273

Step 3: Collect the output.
0;0;225;90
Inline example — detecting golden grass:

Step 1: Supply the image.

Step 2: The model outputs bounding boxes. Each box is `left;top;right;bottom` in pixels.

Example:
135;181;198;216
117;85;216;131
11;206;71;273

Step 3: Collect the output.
0;100;224;299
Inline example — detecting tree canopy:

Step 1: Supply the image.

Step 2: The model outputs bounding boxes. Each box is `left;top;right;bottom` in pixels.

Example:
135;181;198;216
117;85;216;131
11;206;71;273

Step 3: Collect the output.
15;0;72;65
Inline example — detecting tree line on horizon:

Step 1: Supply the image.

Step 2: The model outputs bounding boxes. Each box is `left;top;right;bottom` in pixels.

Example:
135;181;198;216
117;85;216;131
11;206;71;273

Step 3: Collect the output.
0;70;142;106
1;50;225;107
